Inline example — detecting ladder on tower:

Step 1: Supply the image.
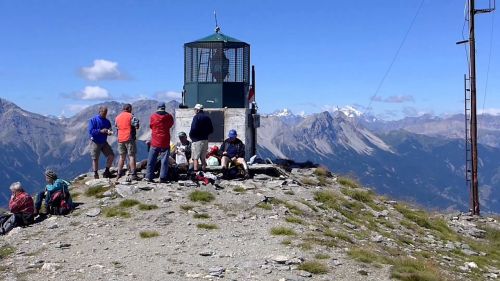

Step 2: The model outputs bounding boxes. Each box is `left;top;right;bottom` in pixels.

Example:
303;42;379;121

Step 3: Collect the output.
464;74;473;211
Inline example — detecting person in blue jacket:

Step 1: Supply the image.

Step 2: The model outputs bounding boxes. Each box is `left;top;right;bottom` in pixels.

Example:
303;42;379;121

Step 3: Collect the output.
88;106;115;179
34;170;73;216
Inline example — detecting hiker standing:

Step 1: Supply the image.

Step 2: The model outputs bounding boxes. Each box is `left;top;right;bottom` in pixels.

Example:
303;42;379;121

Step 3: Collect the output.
115;103;140;181
189;104;213;173
219;129;249;179
0;182;34;235
88;106;114;179
145;102;174;183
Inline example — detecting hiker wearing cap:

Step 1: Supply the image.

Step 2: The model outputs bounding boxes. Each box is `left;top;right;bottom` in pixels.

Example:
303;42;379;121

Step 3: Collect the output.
146;102;174;183
172;131;192;171
219;129;249;179
88;106;115;179
0;182;34;235
189;104;213;173
115;103;140;181
34;170;73;216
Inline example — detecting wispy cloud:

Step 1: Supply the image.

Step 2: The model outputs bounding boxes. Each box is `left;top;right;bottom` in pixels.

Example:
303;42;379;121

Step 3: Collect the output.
479;108;500;115
156;91;182;102
371;95;414;103
79;59;128;81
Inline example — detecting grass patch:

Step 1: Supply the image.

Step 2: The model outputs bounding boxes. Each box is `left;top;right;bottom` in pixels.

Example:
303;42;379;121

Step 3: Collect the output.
189;190;215;203
315;253;330;260
119;199;140;208
390;257;444;281
180;204;195;211
348;248;386;264
138;204;158;211
395;204;432;229
317;176;328;186
299;242;313;251
341;188;373;203
70;191;81;199
284;202;304;215
233;187;246;193
270;226;296;236
300;177;317;186
285;216;304;224
256;202;272;210
324;229;354;243
314;190;339;209
103;207;131;218
313;167;330;177
0;245;15;259
193;213;211;219
139;230;159;238
297;261;328;274
299;199;319;212
284;190;295;195
281;239;292;245
84;185;110;198
337;176;360;189
197;223;219;230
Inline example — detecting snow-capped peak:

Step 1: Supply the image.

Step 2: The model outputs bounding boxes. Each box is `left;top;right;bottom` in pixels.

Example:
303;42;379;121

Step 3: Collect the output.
335;105;363;118
271;108;294;117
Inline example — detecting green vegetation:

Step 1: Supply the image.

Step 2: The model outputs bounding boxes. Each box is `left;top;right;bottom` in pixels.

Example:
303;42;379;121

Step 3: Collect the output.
341;188;373;203
281;239;292;245
270;226;296;236
337;176;360;189
189;190;215;203
138;204;158;211
313;167;330;177
197;223;219;230
314;190;339;209
297;261;329;274
285;216;304;224
233;187;246;193
180;204;195;211
299;199;319;212
299;242;313;251
324;229;354;244
315;253;330;260
139;230;159;238
348;248;386;264
70;191;81;199
103;207;131;218
284;202;304;215
300;177;317;186
395;204;432;229
193;213;211;219
317;176;328;186
284;190;295;195
84;185;110;198
256;202;272;210
0;245;15;259
391;258;443;281
119;199;140;208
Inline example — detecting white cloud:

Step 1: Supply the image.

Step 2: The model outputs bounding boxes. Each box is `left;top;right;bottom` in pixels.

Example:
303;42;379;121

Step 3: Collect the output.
156;91;182;101
79;59;127;81
79;86;111;100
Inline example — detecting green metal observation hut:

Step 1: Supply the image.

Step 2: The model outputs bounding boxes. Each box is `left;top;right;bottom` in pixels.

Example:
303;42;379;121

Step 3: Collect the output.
183;31;250;109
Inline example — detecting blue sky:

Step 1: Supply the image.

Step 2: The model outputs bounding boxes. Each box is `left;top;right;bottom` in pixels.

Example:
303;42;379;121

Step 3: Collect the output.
0;0;498;119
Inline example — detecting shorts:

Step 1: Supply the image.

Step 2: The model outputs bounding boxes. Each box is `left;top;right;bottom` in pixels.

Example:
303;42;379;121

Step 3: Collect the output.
118;140;136;156
90;141;114;160
191;140;208;161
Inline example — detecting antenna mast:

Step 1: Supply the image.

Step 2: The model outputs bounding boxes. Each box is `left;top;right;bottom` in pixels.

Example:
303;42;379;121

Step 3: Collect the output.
214;10;220;33
460;0;495;216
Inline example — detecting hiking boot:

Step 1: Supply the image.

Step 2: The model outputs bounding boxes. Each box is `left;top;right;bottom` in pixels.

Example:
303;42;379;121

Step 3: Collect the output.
130;174;140;181
143;178;154;183
94;172;99;179
244;171;251;180
102;170;112;178
159;178;169;184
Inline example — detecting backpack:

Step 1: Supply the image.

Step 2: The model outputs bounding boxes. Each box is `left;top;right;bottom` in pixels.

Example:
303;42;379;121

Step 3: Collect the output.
48;180;74;215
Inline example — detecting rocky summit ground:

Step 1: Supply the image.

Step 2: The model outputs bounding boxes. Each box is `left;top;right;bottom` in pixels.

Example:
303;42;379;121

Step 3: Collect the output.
1;167;500;281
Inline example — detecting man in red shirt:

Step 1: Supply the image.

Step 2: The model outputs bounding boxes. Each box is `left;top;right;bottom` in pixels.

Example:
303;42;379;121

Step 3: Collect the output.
1;182;34;235
115;103;140;181
145;102;174;183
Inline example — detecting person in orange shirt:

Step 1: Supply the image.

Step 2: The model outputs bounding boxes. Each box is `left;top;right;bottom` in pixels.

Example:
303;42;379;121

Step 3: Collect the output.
115;103;140;181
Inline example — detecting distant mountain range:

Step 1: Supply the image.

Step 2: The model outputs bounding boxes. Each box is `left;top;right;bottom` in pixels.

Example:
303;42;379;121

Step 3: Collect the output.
1;98;499;213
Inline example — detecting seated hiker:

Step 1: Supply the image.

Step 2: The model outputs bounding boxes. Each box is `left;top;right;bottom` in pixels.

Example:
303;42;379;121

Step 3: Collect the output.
35;170;74;216
0;182;34;235
172;131;192;172
219;129;249;179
